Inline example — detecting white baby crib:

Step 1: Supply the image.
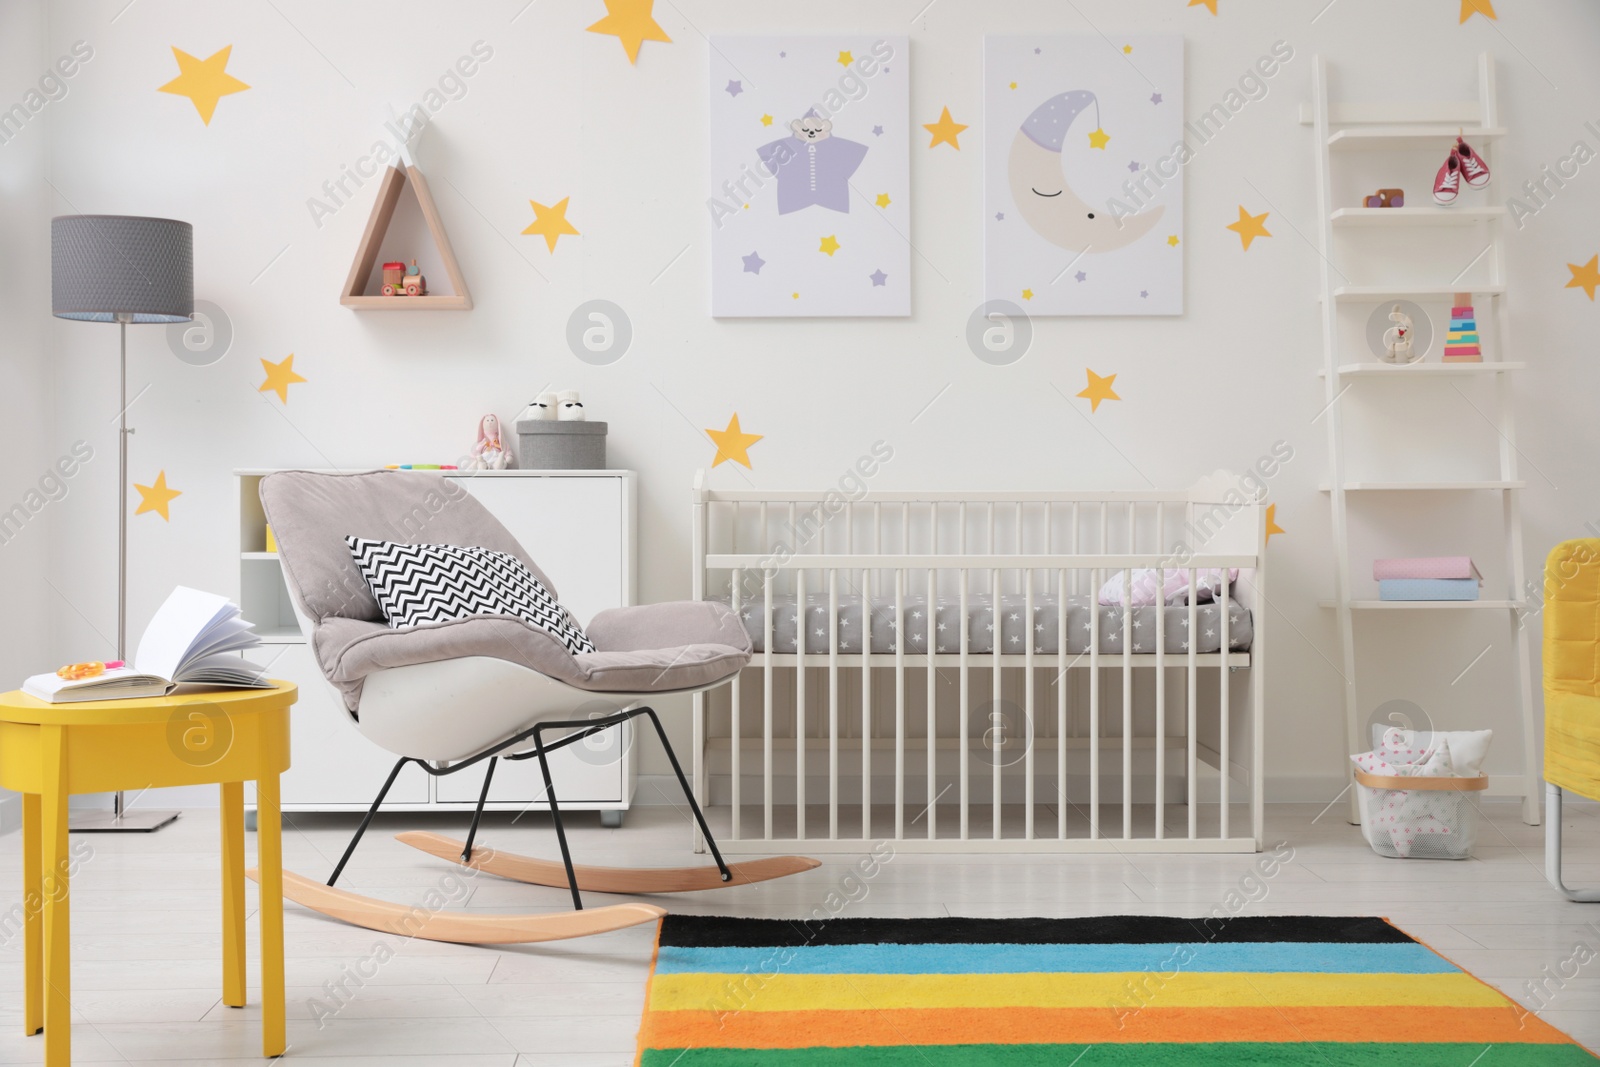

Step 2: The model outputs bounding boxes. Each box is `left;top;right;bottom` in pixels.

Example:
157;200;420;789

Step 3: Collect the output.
690;474;1268;854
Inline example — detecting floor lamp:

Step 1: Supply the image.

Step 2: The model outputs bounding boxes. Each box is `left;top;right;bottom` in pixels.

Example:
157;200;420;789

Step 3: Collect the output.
51;215;193;833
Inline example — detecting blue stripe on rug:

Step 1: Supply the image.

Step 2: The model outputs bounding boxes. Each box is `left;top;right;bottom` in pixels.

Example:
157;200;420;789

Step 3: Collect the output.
654;940;1456;977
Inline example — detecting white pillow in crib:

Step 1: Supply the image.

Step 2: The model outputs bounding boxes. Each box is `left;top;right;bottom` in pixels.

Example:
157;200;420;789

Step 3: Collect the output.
1097;568;1240;607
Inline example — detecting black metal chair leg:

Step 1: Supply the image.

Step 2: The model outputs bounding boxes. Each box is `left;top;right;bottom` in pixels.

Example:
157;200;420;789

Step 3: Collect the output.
461;757;498;863
639;707;732;882
328;756;412;887
533;722;584;911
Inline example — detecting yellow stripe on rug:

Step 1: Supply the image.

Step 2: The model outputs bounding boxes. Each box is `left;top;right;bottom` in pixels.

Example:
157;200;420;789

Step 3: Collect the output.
648;970;1505;1013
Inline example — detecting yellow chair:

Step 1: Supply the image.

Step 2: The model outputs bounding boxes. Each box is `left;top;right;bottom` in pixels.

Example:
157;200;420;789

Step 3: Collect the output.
1543;538;1600;902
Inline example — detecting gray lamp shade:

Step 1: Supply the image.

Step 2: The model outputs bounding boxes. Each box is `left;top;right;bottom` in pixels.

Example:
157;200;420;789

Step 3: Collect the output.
52;215;193;323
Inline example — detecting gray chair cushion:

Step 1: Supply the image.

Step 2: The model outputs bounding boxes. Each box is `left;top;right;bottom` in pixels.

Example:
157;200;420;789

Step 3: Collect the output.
315;606;752;712
263;471;752;712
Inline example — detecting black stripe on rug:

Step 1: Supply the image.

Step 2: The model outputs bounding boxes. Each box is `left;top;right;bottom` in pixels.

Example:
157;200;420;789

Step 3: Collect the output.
658;914;1413;949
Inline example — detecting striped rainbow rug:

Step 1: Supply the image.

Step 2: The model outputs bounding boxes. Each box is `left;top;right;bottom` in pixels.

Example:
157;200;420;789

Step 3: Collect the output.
634;914;1598;1065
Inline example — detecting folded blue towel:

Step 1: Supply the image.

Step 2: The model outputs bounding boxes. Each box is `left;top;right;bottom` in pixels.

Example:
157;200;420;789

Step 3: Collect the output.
1378;578;1480;601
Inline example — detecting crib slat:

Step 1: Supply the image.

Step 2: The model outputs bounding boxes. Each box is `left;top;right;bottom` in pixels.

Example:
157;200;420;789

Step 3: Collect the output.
1187;566;1199;841
763;567;774;840
959;566;970;840
1014;501;1023;595
1122;565;1133;841
926;563;938;841
1057;567;1068;840
829;567;839;841
1089;566;1100;840
1155;507;1166;841
1219;567;1231;840
895;568;906;840
1024;577;1035;840
862;566;872;839
731;567;742;841
796;567;807;841
992;566;1003;840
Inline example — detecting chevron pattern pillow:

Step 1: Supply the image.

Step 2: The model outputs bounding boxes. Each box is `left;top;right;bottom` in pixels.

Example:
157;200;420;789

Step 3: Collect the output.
345;536;596;656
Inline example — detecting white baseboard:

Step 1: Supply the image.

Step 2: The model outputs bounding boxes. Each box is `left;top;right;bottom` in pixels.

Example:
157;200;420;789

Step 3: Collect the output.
0;790;19;837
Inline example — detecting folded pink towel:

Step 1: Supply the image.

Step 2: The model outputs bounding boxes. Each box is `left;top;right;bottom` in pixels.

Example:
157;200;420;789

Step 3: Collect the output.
1372;556;1482;582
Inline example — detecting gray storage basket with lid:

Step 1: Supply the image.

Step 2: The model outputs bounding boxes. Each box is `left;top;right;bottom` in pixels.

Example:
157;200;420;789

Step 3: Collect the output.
515;420;607;470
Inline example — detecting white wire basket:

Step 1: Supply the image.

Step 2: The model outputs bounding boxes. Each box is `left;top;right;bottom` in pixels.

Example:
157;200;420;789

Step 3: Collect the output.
1354;768;1487;860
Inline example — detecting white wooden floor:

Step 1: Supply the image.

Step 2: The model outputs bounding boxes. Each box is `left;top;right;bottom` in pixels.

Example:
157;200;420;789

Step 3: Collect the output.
1;797;1598;1065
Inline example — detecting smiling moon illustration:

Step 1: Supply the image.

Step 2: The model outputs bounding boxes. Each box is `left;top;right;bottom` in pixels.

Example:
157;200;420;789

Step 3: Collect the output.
1009;90;1164;253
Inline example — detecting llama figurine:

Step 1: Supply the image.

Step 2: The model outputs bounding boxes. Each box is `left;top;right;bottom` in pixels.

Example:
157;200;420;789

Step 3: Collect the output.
1381;304;1417;364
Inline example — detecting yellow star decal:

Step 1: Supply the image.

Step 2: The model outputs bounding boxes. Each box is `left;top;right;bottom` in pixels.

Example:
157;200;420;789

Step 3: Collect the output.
258;353;307;403
1459;0;1496;21
586;0;671;64
760;113;774;127
923;106;968;150
522;197;580;252
134;471;182;521
1226;205;1272;250
158;46;250;126
1167;234;1180;247
1189;0;1218;12
838;50;855;67
1076;369;1121;412
1265;504;1285;543
874;193;891;209
1122;44;1133;54
1087;127;1111;150
1022;288;1034;301
819;235;841;256
792;292;799;299
1009;81;1018;90
706;414;763;469
1566;254;1600;300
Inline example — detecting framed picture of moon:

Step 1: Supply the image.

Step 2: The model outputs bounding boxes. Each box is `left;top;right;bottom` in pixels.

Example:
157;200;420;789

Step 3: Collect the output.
985;34;1184;316
707;35;911;318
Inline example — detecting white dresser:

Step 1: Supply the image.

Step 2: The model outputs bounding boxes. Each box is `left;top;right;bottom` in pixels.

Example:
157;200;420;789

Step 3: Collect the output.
234;469;638;824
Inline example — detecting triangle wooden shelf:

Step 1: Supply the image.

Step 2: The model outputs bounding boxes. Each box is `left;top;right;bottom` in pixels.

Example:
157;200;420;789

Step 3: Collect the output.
341;163;472;310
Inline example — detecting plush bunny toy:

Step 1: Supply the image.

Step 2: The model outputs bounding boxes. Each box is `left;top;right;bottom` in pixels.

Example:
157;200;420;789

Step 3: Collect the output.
466;413;512;470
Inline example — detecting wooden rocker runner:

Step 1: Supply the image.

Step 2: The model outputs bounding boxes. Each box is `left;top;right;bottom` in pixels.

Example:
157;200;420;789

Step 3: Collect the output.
251;470;816;944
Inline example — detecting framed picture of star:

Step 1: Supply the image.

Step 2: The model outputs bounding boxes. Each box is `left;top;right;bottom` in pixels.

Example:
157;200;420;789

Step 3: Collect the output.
985;35;1184;316
709;35;911;318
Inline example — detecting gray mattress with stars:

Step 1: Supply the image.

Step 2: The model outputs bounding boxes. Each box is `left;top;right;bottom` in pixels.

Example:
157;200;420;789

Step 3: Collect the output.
713;593;1253;657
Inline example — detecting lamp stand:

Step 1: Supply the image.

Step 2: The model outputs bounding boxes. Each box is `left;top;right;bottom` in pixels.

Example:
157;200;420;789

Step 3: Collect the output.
71;318;180;834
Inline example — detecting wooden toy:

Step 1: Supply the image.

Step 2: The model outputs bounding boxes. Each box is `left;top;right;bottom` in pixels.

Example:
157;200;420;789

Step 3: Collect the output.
380;259;426;297
1362;188;1405;208
380;261;405;295
1443;291;1483;362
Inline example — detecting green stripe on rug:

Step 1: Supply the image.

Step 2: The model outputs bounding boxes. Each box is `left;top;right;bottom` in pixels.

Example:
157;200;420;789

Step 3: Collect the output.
641;1043;1600;1066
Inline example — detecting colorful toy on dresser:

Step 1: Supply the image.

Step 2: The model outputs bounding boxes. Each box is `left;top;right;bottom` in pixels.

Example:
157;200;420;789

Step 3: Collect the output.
1374;556;1482;601
1444;291;1482;362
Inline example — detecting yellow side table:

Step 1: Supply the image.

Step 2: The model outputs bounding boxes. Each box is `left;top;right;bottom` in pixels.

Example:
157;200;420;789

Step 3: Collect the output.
0;683;295;1066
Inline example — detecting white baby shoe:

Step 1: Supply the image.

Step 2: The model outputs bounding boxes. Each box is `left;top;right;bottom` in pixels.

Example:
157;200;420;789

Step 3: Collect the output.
517;393;558;423
557;390;586;422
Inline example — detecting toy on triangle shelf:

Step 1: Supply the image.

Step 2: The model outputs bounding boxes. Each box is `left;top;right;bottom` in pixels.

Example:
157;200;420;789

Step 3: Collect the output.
380;259;427;297
1442;290;1483;363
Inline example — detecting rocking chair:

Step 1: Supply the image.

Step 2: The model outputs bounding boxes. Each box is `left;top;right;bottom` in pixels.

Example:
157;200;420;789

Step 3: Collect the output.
252;470;816;943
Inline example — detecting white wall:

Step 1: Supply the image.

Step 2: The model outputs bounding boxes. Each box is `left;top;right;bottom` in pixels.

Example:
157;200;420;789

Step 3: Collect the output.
26;0;1600;808
0;0;55;834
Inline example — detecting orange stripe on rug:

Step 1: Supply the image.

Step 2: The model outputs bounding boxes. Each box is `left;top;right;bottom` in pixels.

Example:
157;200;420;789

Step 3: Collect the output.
640;1004;1573;1051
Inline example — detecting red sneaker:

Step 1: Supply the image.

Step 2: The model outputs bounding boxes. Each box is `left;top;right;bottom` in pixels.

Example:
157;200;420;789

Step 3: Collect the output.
1456;137;1490;187
1433;150;1461;205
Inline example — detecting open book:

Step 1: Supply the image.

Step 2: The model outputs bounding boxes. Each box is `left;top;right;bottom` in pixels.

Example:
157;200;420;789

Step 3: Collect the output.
23;587;273;703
